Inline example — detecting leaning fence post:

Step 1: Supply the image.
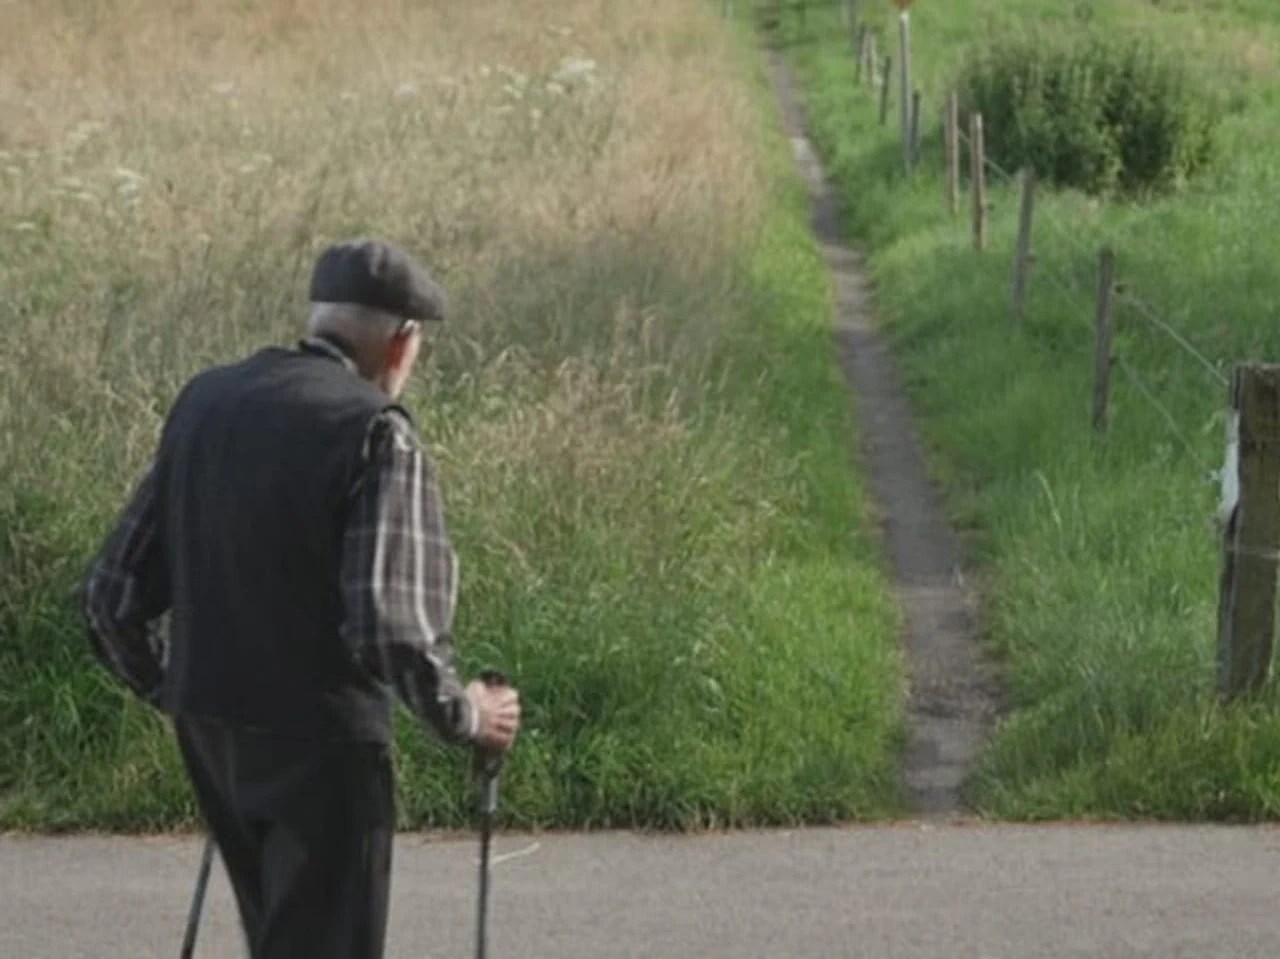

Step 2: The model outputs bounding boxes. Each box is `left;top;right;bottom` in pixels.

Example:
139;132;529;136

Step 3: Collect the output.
1218;364;1280;701
1091;248;1116;431
1011;168;1037;325
970;113;987;250
946;93;960;216
909;88;922;167
879;55;893;126
855;24;868;81
866;34;878;90
898;10;913;172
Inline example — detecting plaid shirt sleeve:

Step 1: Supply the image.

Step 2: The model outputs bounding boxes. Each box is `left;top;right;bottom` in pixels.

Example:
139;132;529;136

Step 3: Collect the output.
80;465;170;705
341;410;478;744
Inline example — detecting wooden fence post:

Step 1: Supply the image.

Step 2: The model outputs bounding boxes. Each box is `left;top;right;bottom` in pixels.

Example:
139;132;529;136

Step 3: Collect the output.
899;11;913;172
910;89;922;167
1091;247;1116;431
879;55;893;126
855;25;868;81
866;34;878;90
1218;364;1280;701
1011;168;1037;325
970;112;987;250
946;93;959;216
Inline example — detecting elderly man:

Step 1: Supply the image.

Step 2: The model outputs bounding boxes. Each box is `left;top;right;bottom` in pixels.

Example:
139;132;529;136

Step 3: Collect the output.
80;239;520;959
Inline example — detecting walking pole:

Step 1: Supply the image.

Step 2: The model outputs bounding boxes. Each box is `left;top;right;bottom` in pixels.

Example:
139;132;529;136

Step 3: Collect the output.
180;837;216;959
474;669;509;959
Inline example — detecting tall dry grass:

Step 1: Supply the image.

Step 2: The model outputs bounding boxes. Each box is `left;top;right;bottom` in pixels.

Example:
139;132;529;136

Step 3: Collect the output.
0;0;902;828
2;0;762;471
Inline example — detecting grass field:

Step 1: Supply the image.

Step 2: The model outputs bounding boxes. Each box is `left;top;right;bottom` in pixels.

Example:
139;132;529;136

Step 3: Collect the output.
0;0;905;830
781;0;1280;819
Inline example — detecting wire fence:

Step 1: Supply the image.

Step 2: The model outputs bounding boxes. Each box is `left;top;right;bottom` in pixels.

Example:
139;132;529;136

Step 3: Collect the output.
939;58;1222;464
795;0;1280;701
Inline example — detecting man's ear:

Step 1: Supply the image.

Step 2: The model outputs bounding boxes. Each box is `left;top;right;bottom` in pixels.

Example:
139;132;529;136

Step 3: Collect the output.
386;320;419;369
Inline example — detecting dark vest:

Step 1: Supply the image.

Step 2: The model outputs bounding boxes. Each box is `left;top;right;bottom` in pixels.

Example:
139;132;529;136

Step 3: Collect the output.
154;343;397;741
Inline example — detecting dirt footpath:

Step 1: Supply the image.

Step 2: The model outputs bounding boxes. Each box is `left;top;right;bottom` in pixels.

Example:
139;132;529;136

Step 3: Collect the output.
768;52;999;815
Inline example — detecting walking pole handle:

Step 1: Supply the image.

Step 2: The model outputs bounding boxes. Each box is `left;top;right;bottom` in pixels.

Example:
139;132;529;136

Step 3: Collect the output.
474;669;510;783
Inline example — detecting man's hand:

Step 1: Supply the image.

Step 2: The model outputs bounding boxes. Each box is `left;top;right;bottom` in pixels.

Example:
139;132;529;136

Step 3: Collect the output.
467;679;521;753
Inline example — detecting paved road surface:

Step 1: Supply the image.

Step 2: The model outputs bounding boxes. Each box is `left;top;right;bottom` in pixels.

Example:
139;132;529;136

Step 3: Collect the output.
3;825;1278;958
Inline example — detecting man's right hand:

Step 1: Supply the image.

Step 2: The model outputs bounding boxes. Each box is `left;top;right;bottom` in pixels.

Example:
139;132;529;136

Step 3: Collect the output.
467;679;521;753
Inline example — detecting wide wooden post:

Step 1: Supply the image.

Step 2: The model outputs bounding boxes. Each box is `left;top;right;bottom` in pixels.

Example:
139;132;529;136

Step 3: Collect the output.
1011;168;1037;325
1218;364;1280;701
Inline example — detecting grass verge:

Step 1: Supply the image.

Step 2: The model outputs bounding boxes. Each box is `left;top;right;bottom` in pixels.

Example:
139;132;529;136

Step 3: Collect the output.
779;0;1280;819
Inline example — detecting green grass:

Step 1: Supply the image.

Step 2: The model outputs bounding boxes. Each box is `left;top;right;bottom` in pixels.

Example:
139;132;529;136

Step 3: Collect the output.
0;1;902;830
778;0;1280;819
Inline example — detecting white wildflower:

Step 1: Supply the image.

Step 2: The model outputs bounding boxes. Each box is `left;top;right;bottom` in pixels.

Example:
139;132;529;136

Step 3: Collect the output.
58;176;85;190
113;167;146;183
4;165;20;177
553;57;597;87
530;107;543;123
545;81;566;96
479;65;492;78
211;81;236;95
340;90;358;102
395;82;417;98
70;120;106;140
502;82;524;100
71;190;98;204
14;221;37;232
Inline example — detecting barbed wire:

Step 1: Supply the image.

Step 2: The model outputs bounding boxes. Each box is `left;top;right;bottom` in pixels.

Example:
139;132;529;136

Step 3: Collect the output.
1035;263;1098;326
1119;292;1229;388
1112;355;1214;474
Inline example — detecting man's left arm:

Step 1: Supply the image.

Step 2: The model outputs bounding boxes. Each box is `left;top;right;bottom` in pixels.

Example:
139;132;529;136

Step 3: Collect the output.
80;464;171;704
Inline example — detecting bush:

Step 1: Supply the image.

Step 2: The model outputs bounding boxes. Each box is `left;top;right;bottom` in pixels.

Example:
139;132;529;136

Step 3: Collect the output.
959;34;1218;195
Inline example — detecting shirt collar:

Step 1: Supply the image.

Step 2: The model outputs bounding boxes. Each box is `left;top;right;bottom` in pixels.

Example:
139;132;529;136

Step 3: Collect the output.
298;335;358;374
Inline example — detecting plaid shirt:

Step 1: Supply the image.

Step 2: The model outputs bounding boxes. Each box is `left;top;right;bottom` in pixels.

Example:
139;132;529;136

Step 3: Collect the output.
80;339;477;743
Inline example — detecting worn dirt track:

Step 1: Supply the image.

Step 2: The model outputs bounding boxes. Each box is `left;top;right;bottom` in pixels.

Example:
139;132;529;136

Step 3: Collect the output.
768;52;999;815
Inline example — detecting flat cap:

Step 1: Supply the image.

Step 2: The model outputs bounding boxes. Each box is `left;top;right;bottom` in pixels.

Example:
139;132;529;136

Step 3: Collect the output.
309;239;447;322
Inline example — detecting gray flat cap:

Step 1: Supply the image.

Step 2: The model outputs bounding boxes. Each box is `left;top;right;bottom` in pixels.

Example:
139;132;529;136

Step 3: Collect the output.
309;239;447;321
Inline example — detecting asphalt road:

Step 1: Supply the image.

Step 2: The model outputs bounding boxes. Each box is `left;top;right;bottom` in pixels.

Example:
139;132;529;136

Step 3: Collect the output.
3;824;1278;958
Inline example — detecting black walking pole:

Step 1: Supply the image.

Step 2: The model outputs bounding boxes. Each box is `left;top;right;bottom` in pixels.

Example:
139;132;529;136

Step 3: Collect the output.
474;669;509;959
180;837;216;959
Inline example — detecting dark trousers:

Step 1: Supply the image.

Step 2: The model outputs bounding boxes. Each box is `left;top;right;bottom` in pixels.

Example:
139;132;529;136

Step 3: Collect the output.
175;715;395;959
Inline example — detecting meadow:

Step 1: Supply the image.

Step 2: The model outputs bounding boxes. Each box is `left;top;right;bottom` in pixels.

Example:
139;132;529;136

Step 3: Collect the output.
0;0;904;829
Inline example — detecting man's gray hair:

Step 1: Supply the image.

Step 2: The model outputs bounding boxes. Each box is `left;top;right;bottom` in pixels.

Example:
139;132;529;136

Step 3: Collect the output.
306;302;406;337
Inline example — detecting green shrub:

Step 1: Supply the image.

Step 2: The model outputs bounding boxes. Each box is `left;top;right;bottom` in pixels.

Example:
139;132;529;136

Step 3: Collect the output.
959;34;1218;194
